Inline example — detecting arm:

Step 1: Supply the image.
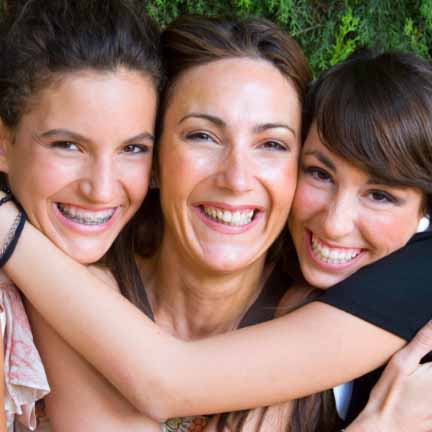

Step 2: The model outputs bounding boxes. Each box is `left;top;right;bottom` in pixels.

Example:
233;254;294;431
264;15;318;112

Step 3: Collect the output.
26;304;160;431
0;202;408;419
345;321;432;432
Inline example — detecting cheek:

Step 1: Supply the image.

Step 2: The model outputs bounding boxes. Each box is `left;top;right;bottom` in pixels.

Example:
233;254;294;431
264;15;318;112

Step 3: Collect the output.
261;157;298;210
8;150;76;207
291;180;327;223
119;159;152;205
160;145;213;201
363;210;419;256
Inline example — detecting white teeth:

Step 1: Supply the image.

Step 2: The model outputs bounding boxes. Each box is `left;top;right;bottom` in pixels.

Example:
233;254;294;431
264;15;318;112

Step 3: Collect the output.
57;204;115;225
311;233;361;265
202;206;255;226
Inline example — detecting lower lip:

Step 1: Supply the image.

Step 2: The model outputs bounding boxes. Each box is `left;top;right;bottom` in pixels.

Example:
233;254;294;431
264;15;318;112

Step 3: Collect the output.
192;206;262;235
304;230;364;271
53;204;119;234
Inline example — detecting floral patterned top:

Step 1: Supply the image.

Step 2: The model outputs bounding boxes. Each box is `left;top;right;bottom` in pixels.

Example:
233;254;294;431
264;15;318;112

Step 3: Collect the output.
161;416;209;432
0;272;50;431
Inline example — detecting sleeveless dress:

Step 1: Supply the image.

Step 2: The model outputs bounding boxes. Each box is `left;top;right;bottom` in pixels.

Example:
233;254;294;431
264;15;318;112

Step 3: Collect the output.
0;272;50;431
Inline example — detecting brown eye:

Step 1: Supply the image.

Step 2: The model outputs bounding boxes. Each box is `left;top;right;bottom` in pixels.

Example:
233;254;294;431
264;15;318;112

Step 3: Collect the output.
261;141;287;151
123;144;149;154
51;141;79;151
186;132;213;142
368;190;397;204
305;166;333;183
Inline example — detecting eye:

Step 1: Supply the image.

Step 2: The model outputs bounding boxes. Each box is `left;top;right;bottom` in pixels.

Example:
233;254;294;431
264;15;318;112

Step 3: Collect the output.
123;144;150;154
367;189;398;204
260;140;288;151
303;165;333;183
50;141;79;151
185;132;215;142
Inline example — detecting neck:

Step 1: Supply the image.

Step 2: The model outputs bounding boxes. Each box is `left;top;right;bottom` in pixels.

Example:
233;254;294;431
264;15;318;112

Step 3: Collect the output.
139;233;267;340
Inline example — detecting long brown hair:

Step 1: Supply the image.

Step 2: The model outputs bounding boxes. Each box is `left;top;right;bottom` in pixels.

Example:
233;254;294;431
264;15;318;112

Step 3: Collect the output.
0;0;162;313
221;49;432;432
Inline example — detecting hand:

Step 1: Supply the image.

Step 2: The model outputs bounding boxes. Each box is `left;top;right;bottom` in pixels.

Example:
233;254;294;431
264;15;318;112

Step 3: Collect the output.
347;321;432;432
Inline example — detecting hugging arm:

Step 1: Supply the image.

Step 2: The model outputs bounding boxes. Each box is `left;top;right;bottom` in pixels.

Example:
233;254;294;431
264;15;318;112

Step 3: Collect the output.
0;202;418;420
345;321;432;432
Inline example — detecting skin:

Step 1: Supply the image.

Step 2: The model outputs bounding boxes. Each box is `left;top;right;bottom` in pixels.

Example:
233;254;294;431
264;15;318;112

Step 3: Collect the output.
1;57;302;430
0;68;161;431
143;57;301;342
2;69;156;263
289;125;424;289
0;60;427;431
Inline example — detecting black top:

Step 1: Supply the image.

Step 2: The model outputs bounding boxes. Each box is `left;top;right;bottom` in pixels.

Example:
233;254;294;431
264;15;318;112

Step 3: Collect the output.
318;231;432;423
319;231;432;341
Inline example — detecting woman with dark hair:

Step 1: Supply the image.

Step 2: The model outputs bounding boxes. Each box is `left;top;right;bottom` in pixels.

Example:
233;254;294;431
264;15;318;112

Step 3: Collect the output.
0;0;162;429
0;13;431;432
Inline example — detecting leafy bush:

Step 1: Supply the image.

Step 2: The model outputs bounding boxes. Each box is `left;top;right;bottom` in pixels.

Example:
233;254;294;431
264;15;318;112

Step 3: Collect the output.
145;0;432;75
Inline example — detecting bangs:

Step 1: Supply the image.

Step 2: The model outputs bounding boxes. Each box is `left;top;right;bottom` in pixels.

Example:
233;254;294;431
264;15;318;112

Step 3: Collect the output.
306;51;432;193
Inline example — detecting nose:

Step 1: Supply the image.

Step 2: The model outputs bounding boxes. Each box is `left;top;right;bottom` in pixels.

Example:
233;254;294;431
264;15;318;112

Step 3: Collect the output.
79;157;118;203
321;192;357;239
215;147;254;193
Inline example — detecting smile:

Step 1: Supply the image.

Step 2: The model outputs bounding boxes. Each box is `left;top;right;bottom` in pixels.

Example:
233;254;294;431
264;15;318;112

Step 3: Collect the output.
57;203;116;226
201;205;256;227
310;233;362;265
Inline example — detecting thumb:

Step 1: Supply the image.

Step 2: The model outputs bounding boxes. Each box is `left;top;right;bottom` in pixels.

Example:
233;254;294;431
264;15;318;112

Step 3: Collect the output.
393;320;432;372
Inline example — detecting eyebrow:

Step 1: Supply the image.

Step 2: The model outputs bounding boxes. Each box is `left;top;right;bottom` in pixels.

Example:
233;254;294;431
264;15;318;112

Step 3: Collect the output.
179;113;226;128
35;128;155;143
303;150;336;172
253;123;296;137
179;114;296;137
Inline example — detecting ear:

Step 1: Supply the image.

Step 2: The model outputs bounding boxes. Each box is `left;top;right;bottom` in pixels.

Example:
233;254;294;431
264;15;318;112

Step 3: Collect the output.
0;119;12;174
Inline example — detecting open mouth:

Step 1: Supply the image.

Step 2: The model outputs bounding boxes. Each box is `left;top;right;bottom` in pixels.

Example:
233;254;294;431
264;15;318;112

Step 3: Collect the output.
199;205;258;227
309;232;362;265
57;203;116;226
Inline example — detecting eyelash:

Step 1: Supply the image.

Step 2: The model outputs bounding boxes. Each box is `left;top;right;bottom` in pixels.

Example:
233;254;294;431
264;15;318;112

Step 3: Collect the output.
50;141;79;151
367;189;398;204
302;164;400;204
185;131;215;143
302;165;333;183
123;144;150;154
260;140;288;151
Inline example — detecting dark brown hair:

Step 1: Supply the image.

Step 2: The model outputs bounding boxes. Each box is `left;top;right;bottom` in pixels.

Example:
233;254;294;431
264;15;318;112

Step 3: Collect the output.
304;48;432;216
0;0;162;313
138;14;311;257
221;49;432;432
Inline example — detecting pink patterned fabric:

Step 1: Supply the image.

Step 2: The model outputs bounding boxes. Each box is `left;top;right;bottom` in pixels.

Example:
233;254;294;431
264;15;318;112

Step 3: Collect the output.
0;272;50;431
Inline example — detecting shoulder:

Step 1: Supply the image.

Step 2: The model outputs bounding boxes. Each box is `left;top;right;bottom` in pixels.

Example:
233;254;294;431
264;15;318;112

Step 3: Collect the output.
318;232;432;341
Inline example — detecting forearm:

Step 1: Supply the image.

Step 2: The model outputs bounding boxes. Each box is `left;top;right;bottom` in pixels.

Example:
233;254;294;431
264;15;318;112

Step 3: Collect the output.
1;206;405;418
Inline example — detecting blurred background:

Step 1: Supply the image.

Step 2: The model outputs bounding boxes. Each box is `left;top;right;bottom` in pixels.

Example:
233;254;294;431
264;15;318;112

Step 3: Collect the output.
144;0;432;75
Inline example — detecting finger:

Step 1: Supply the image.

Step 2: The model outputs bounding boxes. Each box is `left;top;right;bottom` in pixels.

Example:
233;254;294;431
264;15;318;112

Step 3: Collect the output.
391;320;432;372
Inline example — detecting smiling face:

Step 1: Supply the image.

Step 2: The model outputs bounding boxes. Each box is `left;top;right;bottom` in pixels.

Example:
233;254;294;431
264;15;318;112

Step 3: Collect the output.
288;125;425;289
158;58;301;273
1;69;157;264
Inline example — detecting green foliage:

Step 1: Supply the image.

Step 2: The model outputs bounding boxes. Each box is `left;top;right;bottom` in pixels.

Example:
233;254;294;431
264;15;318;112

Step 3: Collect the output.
143;0;432;75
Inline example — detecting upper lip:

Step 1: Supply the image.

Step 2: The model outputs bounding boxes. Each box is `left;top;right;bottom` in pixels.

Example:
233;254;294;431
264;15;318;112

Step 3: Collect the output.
309;230;364;251
194;201;264;212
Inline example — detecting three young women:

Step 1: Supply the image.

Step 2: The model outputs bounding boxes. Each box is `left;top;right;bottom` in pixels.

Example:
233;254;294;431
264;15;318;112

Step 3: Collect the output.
0;4;430;432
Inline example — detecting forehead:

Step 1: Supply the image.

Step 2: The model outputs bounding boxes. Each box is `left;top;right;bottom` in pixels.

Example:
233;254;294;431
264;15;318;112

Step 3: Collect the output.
166;58;301;127
20;69;157;132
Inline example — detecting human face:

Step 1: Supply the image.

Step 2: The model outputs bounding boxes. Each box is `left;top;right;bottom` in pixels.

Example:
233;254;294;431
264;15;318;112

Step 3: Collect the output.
288;125;424;289
1;69;157;264
158;58;301;273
